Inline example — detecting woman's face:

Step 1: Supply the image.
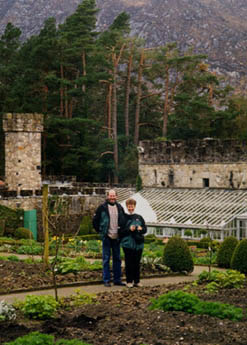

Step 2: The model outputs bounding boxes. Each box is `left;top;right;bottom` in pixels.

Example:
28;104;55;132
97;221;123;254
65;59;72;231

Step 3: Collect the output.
127;203;135;214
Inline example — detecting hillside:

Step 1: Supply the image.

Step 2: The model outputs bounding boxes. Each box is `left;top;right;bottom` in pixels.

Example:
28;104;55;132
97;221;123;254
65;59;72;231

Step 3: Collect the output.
0;0;247;77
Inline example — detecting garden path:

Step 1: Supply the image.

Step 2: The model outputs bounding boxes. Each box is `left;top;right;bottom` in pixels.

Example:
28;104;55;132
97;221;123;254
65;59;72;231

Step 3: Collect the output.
1;265;211;303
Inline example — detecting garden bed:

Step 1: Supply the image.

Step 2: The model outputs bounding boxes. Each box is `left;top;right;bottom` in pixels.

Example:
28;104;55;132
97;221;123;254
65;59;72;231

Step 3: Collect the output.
1;280;247;344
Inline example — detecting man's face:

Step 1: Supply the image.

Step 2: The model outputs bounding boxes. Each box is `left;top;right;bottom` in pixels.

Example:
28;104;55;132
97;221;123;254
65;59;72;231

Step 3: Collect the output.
107;190;117;204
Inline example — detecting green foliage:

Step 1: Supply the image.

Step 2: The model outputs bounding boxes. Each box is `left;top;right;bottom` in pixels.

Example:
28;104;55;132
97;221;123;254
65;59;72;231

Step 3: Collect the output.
198;237;211;249
150;290;200;313
85;239;101;253
194;300;243;321
149;290;243;321
60;289;97;308
193;252;217;265
79;215;94;236
54;256;101;274
14;227;34;240
163;236;194;273
6;255;19;262
4;332;55;345
184;229;192;237
217;236;238;268
21;295;59;319
16;243;42;255
4;332;92;345
231;239;247;274
198;269;245;289
0;205;23;235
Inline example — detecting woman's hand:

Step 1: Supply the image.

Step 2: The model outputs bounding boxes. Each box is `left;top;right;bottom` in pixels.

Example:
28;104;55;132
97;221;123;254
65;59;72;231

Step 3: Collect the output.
130;225;136;231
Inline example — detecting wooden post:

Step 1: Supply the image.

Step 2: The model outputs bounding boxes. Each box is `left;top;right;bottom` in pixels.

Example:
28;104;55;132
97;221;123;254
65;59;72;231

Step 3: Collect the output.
42;184;49;269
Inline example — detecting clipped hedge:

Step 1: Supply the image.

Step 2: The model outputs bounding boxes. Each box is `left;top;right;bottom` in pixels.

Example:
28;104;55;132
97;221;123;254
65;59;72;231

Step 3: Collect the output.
163;236;194;273
217;236;238;268
231;239;247;274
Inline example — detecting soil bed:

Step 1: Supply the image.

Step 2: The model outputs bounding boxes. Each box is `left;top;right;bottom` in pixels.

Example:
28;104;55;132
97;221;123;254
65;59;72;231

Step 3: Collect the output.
1;261;247;344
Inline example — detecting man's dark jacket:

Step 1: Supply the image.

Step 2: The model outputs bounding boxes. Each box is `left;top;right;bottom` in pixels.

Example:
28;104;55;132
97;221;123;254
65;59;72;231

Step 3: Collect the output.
92;201;126;240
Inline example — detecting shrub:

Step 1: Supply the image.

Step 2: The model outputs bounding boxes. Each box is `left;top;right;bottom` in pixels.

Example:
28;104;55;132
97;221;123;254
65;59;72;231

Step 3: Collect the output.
149;290;200;313
14;227;33;240
231;239;247;274
163;236;194;273
79;215;95;236
136;174;143;191
21;295;58;319
216;236;238;268
198;237;211;249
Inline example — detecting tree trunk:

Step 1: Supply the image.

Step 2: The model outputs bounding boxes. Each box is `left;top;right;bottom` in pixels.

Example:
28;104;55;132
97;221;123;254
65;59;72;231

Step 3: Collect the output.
60;64;64;117
82;50;86;93
124;45;133;139
107;83;112;139
112;60;118;184
134;49;144;146
162;65;170;137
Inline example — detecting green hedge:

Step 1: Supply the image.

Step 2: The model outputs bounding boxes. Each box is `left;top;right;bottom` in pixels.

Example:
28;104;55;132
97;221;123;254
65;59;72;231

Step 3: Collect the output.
0;205;23;235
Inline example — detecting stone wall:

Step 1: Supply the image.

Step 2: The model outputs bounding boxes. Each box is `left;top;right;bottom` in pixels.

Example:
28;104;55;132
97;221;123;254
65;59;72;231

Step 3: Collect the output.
0;194;105;240
139;139;247;189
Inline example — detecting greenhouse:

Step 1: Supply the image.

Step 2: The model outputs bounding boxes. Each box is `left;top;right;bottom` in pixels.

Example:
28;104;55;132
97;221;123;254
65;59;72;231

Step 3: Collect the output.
120;188;247;241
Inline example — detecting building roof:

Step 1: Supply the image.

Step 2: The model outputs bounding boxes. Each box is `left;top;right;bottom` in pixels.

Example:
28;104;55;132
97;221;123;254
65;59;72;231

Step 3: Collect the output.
121;188;247;230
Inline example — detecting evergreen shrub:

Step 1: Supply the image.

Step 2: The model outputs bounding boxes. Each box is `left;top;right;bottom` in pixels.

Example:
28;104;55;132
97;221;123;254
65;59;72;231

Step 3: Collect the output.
79;215;95;236
231;239;247;274
163;236;194;273
14;227;33;240
216;236;238;268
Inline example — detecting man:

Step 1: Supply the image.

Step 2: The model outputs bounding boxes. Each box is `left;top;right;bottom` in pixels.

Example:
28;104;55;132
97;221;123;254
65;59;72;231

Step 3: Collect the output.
93;189;126;287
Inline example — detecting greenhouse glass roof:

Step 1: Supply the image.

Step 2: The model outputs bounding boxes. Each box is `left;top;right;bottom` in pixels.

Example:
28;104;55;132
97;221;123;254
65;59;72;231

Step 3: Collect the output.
120;188;247;230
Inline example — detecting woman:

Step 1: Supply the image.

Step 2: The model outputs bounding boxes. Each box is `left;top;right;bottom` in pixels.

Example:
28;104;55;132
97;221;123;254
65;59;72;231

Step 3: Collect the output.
119;198;147;287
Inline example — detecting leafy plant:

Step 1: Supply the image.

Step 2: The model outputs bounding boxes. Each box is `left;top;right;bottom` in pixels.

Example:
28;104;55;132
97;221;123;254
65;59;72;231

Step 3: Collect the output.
85;240;101;254
0;300;16;321
7;255;19;262
4;331;92;345
16;244;42;255
150;290;200;313
20;295;58;319
60;289;97;308
197;269;245;290
149;290;243;321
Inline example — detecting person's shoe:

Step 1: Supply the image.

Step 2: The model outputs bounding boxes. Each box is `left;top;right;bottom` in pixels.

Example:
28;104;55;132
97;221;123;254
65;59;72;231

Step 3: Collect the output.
126;282;133;288
134;282;143;287
104;282;111;287
114;282;126;286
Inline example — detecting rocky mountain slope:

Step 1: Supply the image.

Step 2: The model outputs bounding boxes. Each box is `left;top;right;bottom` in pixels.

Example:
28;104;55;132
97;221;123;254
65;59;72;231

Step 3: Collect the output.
0;0;247;78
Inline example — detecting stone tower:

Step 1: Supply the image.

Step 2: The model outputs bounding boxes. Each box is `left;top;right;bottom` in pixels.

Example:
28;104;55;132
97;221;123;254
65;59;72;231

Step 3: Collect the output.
3;113;44;195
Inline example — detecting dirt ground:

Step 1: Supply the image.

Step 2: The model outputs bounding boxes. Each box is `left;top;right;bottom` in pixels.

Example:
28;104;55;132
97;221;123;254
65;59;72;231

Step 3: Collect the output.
1;261;247;345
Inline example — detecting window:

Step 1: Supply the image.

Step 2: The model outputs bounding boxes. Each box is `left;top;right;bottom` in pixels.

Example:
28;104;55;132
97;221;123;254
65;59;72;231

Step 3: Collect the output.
203;178;209;188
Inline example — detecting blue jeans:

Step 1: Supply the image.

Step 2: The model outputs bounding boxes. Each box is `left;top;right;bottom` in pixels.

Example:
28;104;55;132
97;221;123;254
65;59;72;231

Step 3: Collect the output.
102;236;122;283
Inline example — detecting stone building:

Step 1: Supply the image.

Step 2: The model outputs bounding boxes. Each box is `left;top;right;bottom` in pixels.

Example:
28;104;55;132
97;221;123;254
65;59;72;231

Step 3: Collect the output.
2;113;43;196
138;139;247;189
